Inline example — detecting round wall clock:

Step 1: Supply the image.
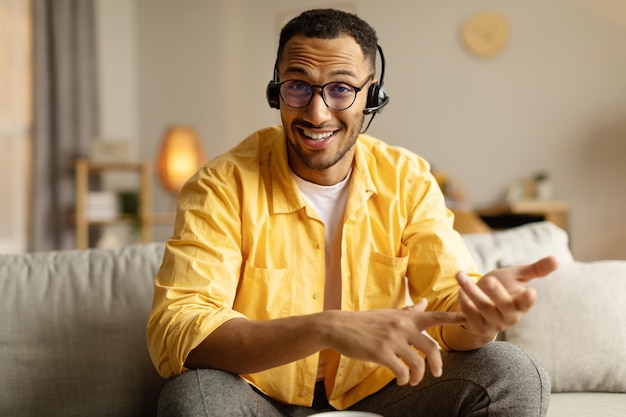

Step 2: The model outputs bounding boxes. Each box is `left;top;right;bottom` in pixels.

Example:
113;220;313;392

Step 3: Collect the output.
460;11;510;59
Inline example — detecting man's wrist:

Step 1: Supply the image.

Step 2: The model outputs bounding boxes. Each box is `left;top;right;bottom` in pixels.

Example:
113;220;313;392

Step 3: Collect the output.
441;323;496;351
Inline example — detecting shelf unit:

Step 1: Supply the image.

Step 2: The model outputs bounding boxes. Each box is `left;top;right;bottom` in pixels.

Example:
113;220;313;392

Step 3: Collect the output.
476;199;570;232
74;159;153;249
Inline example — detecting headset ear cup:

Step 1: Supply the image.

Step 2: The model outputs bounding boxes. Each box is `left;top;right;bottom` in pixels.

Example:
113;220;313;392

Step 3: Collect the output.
377;85;388;109
362;45;389;120
365;83;388;114
266;81;280;109
366;83;380;110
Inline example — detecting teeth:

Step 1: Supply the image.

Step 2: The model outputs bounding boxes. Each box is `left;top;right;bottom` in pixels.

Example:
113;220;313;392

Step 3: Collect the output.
303;129;333;141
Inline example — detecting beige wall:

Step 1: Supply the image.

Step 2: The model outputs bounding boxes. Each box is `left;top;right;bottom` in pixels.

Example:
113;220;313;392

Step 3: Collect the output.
99;0;626;260
96;0;138;149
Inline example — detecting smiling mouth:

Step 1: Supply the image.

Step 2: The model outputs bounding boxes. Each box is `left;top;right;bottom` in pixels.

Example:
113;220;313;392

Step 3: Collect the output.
301;128;336;141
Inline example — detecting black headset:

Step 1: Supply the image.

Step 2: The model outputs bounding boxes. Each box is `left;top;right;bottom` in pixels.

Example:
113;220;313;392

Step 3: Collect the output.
266;44;390;116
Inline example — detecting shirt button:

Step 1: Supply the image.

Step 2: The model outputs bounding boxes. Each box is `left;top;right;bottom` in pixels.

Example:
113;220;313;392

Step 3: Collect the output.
300;390;308;397
313;293;320;300
316;242;322;249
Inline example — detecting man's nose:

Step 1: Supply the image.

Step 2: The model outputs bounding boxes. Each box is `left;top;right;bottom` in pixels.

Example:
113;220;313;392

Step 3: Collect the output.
302;90;332;125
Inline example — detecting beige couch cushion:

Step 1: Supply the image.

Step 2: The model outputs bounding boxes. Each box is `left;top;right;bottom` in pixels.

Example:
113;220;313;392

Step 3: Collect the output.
0;243;166;417
505;261;626;393
548;393;626;416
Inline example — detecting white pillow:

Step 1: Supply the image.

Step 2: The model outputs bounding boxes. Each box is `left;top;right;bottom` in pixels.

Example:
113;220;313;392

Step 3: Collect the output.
462;221;574;274
504;261;626;392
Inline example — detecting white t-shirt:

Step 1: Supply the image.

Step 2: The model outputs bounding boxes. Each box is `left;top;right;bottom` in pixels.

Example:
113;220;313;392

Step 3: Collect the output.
293;170;352;380
293;170;351;310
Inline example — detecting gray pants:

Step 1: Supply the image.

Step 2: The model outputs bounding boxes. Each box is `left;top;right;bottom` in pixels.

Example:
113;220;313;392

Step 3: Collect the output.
157;342;550;417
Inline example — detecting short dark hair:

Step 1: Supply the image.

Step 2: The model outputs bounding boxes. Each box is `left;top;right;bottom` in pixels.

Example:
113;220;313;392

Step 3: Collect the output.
277;8;378;71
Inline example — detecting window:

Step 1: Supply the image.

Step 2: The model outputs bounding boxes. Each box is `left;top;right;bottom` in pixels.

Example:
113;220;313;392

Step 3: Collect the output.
0;0;31;252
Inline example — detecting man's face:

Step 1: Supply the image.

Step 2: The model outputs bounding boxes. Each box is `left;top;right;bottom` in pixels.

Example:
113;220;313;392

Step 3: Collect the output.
277;35;373;185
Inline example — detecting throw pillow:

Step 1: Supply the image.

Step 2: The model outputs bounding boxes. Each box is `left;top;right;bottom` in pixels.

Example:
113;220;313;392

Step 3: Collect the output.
504;261;626;392
462;221;574;274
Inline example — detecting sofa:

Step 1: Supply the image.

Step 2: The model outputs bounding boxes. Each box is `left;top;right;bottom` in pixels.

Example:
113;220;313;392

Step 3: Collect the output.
0;242;166;417
0;221;624;416
462;222;626;416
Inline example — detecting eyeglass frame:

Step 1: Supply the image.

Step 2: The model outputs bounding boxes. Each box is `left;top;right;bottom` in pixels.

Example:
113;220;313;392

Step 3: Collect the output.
275;74;374;111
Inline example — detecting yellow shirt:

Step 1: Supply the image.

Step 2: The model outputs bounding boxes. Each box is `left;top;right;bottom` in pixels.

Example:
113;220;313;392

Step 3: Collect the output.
147;125;480;409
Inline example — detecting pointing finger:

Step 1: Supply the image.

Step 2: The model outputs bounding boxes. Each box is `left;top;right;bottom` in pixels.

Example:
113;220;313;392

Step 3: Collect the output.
513;256;559;283
416;311;466;330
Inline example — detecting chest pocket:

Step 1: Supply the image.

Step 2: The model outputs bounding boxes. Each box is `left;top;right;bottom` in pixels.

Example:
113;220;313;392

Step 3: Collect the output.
364;245;409;310
233;262;292;319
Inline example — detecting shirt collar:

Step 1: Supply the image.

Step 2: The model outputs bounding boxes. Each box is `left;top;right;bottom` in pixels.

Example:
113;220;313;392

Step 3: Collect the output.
351;135;377;197
269;127;306;214
268;127;377;213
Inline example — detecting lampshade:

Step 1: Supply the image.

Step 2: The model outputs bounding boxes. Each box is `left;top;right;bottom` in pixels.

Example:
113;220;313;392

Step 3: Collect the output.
156;126;206;194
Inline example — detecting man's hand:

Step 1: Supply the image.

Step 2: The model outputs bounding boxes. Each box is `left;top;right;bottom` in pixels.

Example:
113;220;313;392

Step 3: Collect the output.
453;256;558;342
326;298;466;386
187;299;465;386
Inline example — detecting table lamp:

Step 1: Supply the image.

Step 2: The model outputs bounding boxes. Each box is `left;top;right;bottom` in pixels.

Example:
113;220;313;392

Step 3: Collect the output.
156;126;206;195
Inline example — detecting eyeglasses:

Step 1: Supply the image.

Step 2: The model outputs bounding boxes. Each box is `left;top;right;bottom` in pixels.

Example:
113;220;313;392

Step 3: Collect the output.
277;76;373;111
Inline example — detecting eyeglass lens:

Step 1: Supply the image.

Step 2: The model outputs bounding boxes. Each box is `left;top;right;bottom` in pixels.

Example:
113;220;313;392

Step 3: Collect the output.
279;80;358;110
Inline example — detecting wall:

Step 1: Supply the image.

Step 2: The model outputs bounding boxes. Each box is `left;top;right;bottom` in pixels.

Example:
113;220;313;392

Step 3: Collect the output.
100;0;626;260
96;0;138;155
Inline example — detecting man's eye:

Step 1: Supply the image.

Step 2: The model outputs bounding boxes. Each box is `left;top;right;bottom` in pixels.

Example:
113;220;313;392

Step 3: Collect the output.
328;83;353;95
289;81;310;92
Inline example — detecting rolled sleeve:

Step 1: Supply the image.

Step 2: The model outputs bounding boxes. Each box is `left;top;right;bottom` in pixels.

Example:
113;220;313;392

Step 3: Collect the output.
147;164;247;378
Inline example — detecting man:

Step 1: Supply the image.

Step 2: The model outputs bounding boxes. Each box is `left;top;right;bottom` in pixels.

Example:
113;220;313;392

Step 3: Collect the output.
148;8;557;417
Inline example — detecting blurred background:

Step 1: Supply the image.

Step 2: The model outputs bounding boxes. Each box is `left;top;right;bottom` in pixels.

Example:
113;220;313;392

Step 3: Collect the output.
2;0;625;260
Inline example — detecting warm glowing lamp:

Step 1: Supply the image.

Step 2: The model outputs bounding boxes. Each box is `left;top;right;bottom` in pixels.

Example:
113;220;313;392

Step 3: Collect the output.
156;126;206;194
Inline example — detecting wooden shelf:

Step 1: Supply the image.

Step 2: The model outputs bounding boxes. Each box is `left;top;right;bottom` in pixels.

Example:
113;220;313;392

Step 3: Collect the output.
74;159;153;249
